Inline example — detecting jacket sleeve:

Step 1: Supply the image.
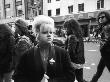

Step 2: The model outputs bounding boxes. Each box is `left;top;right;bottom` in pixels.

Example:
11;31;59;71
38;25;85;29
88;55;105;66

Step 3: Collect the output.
62;50;75;82
100;38;110;55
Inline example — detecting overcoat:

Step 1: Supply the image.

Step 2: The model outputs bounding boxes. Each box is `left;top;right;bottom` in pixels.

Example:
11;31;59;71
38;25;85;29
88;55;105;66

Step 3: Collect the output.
13;45;75;82
100;37;110;71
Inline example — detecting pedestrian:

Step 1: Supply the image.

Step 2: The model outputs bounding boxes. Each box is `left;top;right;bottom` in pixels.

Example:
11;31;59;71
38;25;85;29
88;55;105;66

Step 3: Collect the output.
64;18;86;82
91;11;110;82
13;18;35;69
0;24;15;82
12;15;75;82
14;18;36;44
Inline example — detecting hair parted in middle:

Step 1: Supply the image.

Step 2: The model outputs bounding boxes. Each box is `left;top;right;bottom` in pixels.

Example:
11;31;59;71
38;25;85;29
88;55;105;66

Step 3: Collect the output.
32;15;55;35
64;18;83;38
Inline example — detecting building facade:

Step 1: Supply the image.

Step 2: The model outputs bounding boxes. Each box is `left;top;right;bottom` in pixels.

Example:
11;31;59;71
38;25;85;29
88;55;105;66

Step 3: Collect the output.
0;0;43;24
43;0;110;37
0;0;110;37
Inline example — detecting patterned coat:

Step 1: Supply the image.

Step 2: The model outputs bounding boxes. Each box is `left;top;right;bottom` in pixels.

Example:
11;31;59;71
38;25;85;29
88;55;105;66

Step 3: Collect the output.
65;35;85;64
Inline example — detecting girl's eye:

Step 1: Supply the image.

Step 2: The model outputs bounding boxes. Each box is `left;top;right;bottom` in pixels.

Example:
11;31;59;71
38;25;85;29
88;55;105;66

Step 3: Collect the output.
42;31;54;34
49;32;53;34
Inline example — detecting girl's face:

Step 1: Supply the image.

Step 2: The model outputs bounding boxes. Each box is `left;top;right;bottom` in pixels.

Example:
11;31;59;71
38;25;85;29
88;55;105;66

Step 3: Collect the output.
98;14;107;24
38;24;55;44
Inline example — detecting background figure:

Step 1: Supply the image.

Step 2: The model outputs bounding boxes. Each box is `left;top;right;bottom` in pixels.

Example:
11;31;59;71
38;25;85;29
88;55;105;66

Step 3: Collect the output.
91;11;110;82
14;18;35;69
12;15;75;82
14;18;36;44
0;24;15;82
64;18;85;82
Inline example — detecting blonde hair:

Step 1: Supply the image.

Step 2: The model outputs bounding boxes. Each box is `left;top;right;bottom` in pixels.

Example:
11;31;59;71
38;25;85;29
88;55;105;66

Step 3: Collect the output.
32;15;54;35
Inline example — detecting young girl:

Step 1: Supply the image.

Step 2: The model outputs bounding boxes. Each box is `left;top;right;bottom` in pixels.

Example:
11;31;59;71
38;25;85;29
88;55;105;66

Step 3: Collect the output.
64;18;85;82
12;15;75;82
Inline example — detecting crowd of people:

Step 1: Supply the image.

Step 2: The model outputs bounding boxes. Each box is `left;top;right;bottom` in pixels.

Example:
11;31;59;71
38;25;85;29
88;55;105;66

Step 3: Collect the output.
0;10;110;82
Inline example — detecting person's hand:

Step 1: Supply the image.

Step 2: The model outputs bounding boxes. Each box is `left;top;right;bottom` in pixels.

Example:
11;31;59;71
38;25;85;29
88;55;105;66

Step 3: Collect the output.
41;74;49;82
71;62;83;69
100;40;106;49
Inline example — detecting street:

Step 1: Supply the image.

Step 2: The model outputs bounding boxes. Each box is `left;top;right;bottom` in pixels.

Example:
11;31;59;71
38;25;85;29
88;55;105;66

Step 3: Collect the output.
9;41;110;82
83;42;110;82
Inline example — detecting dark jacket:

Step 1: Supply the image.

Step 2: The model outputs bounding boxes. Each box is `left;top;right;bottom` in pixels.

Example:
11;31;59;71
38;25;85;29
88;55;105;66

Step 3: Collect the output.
0;24;15;74
13;45;75;82
0;35;15;73
65;35;85;64
100;37;110;71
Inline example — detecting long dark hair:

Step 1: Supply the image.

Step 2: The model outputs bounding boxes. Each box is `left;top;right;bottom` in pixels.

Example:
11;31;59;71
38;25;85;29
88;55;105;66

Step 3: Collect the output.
0;24;13;36
15;23;36;44
96;11;110;37
97;11;110;25
64;18;83;39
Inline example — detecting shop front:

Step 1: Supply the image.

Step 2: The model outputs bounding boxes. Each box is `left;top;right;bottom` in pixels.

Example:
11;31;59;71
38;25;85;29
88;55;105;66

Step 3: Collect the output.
52;11;99;37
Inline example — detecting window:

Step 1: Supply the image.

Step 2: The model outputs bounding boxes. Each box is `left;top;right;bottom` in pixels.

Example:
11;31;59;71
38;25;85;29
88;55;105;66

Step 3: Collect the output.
16;5;23;17
5;7;11;18
15;0;23;17
4;0;11;18
48;10;51;16
48;0;51;3
68;5;73;14
39;10;41;15
56;8;60;15
97;0;100;9
0;12;1;19
101;0;104;8
78;3;84;11
97;0;104;9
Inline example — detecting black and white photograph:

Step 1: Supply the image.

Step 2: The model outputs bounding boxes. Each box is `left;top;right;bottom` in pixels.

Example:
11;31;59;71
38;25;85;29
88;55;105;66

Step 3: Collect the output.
0;0;110;82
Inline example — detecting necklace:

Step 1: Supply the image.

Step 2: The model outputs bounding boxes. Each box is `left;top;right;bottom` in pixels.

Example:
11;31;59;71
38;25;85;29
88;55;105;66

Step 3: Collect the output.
40;48;49;62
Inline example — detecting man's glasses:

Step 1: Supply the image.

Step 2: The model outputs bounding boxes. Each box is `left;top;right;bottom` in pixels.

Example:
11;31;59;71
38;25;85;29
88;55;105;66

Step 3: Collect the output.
99;16;105;19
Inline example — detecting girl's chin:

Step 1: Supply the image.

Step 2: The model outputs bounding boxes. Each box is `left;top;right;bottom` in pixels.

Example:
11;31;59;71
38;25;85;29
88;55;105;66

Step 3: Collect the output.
40;41;52;44
47;39;52;43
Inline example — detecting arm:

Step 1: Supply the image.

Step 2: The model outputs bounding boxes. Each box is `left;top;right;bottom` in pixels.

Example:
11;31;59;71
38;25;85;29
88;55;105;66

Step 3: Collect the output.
100;38;110;53
62;50;75;82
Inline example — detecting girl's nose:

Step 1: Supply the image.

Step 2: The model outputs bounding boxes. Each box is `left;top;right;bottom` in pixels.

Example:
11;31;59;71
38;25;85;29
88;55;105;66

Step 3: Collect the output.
47;32;51;36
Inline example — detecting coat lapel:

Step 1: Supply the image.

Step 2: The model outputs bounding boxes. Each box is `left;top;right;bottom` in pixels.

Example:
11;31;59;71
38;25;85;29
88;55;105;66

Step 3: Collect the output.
34;46;45;73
